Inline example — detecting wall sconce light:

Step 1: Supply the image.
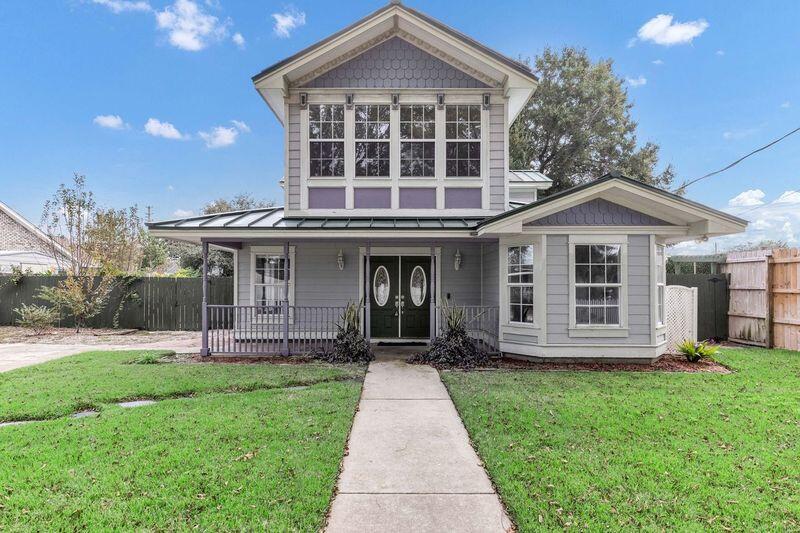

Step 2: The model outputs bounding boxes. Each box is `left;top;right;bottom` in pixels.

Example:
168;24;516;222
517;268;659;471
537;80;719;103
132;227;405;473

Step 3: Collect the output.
337;249;345;271
299;92;308;109
437;93;445;109
482;93;491;110
391;93;400;109
454;249;462;271
345;93;354;109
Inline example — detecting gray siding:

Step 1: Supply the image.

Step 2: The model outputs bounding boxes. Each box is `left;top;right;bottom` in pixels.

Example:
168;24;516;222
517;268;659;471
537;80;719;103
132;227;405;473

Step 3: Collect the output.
481;242;499;307
287;105;301;210
440;243;483;306
526;198;672;226
489;103;505;211
301;37;489;89
546;234;651;345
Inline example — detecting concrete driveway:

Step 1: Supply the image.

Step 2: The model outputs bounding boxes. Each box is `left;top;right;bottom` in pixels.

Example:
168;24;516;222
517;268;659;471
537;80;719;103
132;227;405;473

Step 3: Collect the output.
0;336;200;373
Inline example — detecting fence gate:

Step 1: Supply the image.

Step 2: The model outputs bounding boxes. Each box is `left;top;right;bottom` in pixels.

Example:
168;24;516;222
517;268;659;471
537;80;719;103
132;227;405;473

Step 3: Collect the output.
665;285;698;353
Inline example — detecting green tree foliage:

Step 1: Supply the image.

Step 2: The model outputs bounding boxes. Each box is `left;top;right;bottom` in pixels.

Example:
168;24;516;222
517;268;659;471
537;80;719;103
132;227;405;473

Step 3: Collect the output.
509;47;675;195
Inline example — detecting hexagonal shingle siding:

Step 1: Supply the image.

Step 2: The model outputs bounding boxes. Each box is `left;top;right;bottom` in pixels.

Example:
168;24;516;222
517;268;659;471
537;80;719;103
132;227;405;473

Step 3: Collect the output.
302;37;490;89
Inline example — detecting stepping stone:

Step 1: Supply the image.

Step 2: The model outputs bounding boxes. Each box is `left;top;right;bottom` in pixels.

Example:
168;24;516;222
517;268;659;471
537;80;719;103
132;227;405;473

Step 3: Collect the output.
71;410;99;419
118;400;157;408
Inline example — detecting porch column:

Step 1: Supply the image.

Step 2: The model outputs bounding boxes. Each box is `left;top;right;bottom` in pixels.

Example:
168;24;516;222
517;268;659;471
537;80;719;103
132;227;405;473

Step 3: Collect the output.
430;246;436;342
365;244;371;344
282;241;290;355
200;241;209;356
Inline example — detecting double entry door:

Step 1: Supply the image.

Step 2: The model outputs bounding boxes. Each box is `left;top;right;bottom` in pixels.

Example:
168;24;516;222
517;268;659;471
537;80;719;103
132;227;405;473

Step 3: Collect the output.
369;256;431;339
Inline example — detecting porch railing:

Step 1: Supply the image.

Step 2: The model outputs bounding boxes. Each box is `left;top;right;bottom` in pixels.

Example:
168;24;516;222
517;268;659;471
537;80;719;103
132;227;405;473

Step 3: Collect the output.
436;305;500;354
205;303;499;356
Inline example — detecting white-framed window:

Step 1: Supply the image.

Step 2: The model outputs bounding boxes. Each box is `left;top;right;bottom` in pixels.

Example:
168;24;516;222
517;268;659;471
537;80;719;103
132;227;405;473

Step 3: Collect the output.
400;104;435;177
309;104;345;177
251;247;295;318
656;244;666;327
574;244;622;326
507;245;534;324
445;104;481;177
355;104;390;177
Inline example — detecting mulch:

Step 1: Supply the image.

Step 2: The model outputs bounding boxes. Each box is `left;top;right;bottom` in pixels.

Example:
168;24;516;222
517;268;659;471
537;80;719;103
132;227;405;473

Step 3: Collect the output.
165;353;317;365
494;353;730;374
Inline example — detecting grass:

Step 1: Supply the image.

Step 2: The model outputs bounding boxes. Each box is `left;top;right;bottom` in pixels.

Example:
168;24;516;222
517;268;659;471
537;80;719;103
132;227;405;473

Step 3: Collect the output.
0;350;363;421
0;350;365;531
442;348;800;531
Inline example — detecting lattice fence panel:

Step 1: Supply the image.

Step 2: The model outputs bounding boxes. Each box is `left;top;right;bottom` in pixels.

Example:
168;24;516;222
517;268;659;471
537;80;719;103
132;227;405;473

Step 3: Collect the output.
666;285;698;352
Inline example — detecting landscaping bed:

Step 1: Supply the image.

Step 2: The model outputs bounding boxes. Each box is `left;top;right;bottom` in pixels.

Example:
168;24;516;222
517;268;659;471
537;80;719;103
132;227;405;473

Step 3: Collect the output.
497;353;730;373
442;347;800;531
0;326;198;346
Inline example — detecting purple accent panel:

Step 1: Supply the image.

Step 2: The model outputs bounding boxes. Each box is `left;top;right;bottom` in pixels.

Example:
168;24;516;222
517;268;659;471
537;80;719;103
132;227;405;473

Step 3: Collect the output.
399;188;437;209
354;188;391;209
308;187;346;209
445;188;482;209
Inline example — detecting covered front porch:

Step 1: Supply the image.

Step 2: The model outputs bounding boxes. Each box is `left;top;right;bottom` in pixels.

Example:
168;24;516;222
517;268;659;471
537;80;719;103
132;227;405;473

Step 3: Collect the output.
199;239;499;356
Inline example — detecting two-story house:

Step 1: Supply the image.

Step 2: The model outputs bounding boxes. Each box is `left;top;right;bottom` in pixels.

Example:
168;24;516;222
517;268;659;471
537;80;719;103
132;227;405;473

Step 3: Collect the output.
148;1;746;360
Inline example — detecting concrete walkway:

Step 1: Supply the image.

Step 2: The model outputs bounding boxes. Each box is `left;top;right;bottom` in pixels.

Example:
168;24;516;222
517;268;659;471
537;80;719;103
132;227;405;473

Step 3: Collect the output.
326;350;511;532
0;336;200;373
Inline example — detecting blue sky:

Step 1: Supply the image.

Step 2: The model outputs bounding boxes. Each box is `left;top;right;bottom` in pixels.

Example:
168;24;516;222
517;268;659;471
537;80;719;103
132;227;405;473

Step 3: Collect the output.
0;0;798;253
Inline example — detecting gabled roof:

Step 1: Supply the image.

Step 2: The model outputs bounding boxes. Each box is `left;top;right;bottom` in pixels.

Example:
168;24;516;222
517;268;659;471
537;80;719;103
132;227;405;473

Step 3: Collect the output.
0;201;71;258
252;1;538;124
509;170;552;184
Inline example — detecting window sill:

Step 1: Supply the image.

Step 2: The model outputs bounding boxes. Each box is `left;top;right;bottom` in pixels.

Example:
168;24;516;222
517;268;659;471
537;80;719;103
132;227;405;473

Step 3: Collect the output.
568;327;629;338
505;321;540;330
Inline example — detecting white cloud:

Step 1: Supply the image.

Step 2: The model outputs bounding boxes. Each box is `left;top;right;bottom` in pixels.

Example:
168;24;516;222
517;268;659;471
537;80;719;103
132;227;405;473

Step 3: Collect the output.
91;0;152;13
232;32;245;48
144;118;185;139
93;114;128;129
173;209;194;217
652;59;664;65
781;101;791;109
722;128;758;140
231;120;250;133
715;49;725;56
272;7;306;38
728;189;765;207
626;75;647;88
167;185;175;191
199;125;238;148
674;189;800;254
635;14;709;46
156;0;230;51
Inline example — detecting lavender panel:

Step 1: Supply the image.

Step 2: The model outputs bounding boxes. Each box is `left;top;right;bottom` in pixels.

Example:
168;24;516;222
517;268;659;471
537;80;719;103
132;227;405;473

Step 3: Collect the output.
308;187;346;209
354;187;391;209
399;188;436;209
445;188;482;209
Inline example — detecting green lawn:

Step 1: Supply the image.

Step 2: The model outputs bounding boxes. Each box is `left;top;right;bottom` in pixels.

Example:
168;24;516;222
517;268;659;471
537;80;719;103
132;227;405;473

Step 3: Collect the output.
0;350;363;421
0;351;364;531
443;348;800;531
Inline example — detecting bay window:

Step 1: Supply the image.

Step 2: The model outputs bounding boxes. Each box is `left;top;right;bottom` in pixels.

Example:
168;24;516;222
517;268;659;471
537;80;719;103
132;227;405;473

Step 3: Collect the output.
656;244;666;327
400;104;435;177
309;104;345;177
507;245;534;324
445;104;481;177
355;104;390;177
573;243;624;327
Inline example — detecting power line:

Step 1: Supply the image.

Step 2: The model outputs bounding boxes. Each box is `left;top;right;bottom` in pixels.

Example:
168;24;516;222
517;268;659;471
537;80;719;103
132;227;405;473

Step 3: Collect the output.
673;125;800;193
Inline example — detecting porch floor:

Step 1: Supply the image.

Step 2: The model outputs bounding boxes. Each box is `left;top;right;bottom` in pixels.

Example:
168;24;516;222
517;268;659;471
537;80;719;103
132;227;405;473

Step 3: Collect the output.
325;351;510;532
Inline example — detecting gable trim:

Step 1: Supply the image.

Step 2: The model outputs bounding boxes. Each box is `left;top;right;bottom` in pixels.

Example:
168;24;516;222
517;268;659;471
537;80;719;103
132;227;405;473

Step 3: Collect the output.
0;201;70;259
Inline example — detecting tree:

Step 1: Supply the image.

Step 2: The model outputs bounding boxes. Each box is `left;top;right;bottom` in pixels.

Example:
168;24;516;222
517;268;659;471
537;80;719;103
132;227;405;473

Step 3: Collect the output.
202;193;274;215
509;47;675;195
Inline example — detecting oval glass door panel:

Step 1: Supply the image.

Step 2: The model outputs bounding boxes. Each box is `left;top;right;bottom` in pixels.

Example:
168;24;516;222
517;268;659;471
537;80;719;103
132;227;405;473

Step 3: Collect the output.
373;266;390;306
410;266;426;306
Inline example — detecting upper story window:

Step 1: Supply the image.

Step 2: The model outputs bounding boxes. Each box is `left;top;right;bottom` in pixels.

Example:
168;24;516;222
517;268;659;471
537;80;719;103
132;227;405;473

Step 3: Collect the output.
445;105;481;177
400;105;435;177
355;105;390;177
309;104;345;177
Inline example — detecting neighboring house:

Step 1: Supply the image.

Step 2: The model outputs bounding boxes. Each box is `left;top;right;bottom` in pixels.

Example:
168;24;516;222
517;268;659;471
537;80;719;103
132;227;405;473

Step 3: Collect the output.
148;2;747;360
0;201;66;273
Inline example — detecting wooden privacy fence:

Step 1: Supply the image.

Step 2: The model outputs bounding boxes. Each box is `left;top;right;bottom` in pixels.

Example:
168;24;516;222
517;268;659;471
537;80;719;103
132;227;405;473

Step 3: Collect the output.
722;248;800;350
666;274;729;341
0;275;233;331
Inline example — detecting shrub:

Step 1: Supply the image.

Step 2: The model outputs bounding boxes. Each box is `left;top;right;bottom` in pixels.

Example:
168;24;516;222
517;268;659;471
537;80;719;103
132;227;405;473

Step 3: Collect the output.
14;304;59;335
318;301;373;364
677;339;719;363
127;353;163;365
409;301;490;369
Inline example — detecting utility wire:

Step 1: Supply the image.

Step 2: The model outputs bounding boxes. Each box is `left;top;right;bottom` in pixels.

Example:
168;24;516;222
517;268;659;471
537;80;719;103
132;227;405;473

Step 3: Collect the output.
673;125;800;193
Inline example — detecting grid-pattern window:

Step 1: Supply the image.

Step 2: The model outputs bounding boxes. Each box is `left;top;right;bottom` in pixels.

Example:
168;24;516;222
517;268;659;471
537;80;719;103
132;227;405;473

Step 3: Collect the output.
507;245;534;324
400;105;435;177
574;244;622;326
445;105;481;177
309;104;345;177
656;244;666;326
355;105;390;177
254;255;291;315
